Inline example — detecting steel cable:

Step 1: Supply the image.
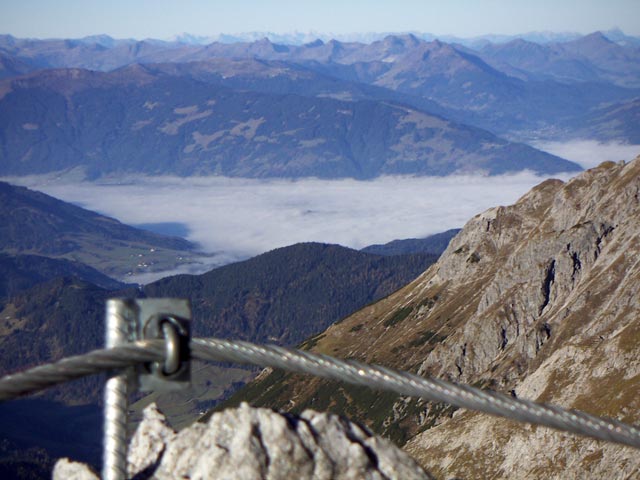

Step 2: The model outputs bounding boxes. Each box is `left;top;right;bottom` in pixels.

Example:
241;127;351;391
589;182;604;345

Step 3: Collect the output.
191;338;640;449
0;341;164;401
0;337;638;450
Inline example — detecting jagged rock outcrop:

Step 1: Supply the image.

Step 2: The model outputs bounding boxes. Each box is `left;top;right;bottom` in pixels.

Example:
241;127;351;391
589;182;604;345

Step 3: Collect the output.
222;158;640;478
54;403;432;479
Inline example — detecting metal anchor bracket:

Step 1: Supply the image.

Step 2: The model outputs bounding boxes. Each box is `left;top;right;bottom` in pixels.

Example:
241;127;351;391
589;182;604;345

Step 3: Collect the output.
133;298;192;392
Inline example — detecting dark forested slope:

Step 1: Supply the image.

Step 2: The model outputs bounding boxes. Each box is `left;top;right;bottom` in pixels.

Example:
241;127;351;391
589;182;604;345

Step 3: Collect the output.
144;242;438;344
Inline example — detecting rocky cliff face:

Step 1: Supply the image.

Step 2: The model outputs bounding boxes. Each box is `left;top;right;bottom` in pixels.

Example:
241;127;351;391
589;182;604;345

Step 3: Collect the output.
402;158;640;478
224;158;640;478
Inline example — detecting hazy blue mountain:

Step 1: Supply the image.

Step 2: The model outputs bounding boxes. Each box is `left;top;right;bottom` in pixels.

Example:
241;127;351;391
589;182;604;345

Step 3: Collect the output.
464;31;584;46
204;30;587;47
602;28;640;47
0;34;196;72
167;34;639;132
198;34;634;137
566;32;640;87
361;229;461;256
327;36;638;135
478;38;602;82
141;57;447;117
580;97;640;143
3;31;638;83
0;65;579;179
0;51;36;79
75;34;123;47
478;32;640;87
167;33;217;45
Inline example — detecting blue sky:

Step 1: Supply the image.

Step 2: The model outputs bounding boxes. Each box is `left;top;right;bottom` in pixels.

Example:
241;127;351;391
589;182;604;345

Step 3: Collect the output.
2;0;639;39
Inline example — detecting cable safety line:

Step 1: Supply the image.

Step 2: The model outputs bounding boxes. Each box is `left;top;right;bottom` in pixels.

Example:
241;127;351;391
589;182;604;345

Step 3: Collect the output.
190;338;640;450
0;341;165;401
0;336;639;450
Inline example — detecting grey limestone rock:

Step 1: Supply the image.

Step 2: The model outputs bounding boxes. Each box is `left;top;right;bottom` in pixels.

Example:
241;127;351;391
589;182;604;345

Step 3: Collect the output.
55;402;433;479
52;458;99;480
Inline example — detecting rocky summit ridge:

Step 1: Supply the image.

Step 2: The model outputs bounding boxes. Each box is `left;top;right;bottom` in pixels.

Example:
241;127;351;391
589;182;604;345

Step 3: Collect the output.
224;157;640;478
54;403;432;479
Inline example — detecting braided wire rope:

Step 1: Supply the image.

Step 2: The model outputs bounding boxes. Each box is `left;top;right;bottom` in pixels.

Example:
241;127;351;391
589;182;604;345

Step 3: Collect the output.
0;341;164;400
0;337;638;449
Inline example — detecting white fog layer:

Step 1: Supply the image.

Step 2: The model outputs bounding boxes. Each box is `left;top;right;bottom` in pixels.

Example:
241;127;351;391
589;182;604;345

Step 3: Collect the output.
4;141;640;275
6;171;580;260
531;140;640;169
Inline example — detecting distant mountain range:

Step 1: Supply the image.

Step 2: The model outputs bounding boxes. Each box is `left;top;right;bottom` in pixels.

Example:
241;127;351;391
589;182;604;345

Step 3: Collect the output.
3;30;639;180
476;32;640;87
4;28;639;49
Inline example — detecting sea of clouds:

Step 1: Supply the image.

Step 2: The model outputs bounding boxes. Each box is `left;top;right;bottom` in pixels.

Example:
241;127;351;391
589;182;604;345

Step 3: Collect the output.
532;140;640;169
7;172;574;256
5;141;638;279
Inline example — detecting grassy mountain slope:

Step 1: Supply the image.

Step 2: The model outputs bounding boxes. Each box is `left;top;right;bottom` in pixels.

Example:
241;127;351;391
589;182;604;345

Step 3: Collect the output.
0;253;124;300
0;181;197;278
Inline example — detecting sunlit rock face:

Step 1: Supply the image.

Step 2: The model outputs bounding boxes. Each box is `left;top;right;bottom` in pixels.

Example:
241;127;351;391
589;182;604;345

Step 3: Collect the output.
402;158;640;478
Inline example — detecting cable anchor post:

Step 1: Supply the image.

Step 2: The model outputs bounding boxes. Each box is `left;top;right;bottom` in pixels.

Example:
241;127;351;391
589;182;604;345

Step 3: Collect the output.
135;298;192;392
102;298;191;480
